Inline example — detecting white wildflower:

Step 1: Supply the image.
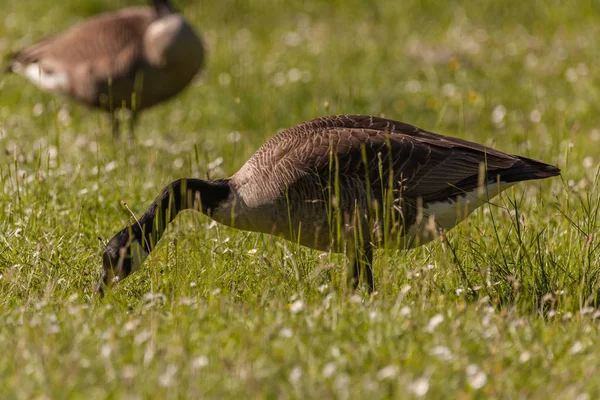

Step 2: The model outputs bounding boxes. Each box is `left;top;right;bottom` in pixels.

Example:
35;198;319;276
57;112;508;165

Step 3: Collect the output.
529;109;542;123
287;68;302;83
218;72;231;86
322;362;336;378
569;341;584;355
283;32;302;47
565;68;578;83
192;356;209;369
272;72;286;87
289;300;304;314
369;310;379;322
580;306;595;315
409;376;430;397
335;374;350;395
143;346;154;366
207;157;223;170
331;347;341;358
134;330;152;345
122;365;137;380
279;327;293;338
426;314;444;332
442;83;456;97
58;107;71;125
376;365;398;380
289;366;302;384
317;284;329;293
429;345;453;361
491;105;507;125
124;319;140;332
519;351;531;364
100;344;112;359
524;53;538;69
228;131;241;143
159;365;178;387
466;364;487;389
405;80;422;93
349;294;362;304
104;161;118;173
173;158;184;169
32;103;45;116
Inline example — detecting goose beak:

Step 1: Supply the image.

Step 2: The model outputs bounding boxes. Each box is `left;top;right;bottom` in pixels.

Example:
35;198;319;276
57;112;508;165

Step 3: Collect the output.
96;237;124;297
95;268;112;298
96;232;148;297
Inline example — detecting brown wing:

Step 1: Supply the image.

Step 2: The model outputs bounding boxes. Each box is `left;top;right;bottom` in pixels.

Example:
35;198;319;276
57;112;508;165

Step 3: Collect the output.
10;7;155;79
233;115;559;207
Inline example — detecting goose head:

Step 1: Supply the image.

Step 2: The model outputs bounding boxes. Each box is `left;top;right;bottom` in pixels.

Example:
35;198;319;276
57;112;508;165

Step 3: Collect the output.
96;179;231;296
152;0;175;16
97;228;148;296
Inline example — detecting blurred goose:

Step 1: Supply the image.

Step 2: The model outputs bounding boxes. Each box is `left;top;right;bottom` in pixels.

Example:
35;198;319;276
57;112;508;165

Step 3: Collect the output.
7;0;204;138
98;115;560;294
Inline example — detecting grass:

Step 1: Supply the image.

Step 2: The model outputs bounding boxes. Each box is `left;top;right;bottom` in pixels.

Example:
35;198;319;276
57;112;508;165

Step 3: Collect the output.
1;0;599;398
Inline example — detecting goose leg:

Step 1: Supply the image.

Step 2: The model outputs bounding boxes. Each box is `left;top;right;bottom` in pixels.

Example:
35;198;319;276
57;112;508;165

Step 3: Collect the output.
128;111;138;143
351;244;374;292
110;112;120;139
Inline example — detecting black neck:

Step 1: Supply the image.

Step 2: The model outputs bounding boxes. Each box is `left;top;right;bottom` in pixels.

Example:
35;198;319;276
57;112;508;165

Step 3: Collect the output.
131;178;230;252
152;0;174;16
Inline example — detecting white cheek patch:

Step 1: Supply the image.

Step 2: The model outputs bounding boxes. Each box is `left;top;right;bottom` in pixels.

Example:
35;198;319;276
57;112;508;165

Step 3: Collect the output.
13;62;71;92
130;240;149;273
146;15;183;41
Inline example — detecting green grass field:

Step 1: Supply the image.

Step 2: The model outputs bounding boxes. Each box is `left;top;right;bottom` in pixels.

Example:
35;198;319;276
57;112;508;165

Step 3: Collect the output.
1;0;599;398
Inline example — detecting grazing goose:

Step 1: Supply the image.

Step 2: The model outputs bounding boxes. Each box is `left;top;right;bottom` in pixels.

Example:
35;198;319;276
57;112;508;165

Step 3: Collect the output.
97;115;560;294
7;0;204;138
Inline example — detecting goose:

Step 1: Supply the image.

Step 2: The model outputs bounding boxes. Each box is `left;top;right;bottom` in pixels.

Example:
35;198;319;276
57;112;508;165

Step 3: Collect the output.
97;115;560;295
6;0;204;139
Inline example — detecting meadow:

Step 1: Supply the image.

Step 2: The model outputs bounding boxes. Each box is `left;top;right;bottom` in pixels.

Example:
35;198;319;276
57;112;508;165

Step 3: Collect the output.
1;0;599;398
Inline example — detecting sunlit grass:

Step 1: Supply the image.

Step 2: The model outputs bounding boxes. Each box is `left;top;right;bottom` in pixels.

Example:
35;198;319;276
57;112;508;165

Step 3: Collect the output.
1;0;599;398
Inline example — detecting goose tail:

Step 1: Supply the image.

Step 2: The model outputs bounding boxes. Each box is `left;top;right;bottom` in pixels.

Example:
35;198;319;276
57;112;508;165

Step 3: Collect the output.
498;156;561;183
3;52;18;73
